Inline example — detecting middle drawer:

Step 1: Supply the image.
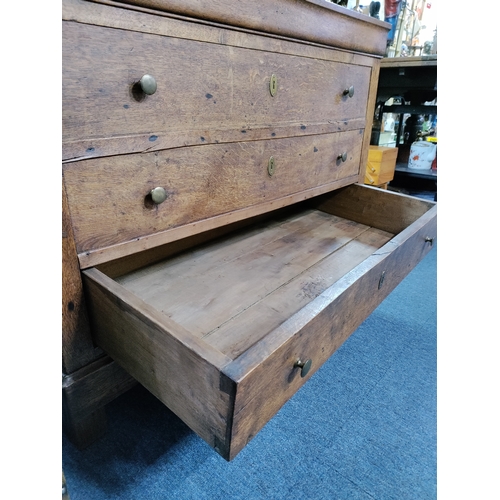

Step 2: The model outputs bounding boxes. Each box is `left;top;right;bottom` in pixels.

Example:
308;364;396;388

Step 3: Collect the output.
63;130;364;261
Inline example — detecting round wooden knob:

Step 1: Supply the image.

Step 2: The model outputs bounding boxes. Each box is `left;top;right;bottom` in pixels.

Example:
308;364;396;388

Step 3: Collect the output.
343;85;354;98
150;187;167;204
294;358;312;378
337;152;348;162
140;74;157;95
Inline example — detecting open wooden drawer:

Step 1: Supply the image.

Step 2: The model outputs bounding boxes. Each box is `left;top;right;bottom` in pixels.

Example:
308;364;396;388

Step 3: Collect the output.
81;184;436;461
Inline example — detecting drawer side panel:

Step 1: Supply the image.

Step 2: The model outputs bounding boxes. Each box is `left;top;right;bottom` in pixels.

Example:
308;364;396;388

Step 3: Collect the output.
225;206;436;460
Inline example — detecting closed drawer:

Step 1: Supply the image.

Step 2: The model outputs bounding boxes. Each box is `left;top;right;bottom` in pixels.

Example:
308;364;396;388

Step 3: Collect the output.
63;130;364;265
62;21;371;160
82;184;437;461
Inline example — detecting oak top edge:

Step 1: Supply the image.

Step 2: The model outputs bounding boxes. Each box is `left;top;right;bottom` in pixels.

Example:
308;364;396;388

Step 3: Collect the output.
303;0;391;28
74;0;390;56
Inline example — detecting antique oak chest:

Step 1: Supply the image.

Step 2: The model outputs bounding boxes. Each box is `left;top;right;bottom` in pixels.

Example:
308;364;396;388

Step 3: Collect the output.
62;0;437;461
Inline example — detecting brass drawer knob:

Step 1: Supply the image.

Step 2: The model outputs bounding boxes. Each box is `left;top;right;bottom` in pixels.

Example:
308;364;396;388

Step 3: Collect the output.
140;74;157;95
150;186;167;204
343;85;355;98
294;358;312;378
337;152;348;163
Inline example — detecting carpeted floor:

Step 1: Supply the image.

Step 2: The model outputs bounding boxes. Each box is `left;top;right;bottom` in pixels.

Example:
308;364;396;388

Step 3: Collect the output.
62;244;437;500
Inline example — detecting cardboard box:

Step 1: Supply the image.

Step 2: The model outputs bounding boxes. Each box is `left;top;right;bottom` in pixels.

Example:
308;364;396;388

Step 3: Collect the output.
364;146;398;186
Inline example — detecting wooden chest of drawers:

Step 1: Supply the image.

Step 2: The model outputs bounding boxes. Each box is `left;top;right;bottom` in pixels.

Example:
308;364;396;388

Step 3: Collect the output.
62;0;437;461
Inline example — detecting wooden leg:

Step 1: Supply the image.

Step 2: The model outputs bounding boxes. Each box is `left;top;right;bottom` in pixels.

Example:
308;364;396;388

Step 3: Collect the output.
62;355;136;449
63;407;107;450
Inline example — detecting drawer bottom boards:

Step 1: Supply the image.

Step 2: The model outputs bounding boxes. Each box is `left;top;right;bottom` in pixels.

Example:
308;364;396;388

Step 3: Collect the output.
82;184;437;460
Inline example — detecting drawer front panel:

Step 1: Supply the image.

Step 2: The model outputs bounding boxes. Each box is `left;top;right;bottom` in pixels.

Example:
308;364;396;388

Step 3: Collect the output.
62;22;371;160
63;131;364;256
82;268;235;457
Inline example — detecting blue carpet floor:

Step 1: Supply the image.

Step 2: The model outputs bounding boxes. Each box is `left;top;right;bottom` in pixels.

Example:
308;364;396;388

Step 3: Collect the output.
62;246;437;500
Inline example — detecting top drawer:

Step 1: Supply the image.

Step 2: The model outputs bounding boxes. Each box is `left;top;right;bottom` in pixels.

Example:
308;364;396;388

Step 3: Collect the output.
62;21;371;160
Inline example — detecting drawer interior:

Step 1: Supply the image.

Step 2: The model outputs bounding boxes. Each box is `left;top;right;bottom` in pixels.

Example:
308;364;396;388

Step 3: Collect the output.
115;206;393;359
91;183;436;366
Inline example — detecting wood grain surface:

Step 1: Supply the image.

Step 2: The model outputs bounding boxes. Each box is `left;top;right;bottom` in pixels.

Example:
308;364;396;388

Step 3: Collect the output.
224;198;436;459
82;267;236;457
62;181;99;373
312;183;436;234
63;20;370;160
82;181;436;460
86;0;389;55
63;131;364;263
117;209;393;356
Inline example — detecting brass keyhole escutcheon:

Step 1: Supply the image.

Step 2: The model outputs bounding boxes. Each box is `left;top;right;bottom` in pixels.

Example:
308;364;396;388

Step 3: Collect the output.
268;156;276;176
270;74;278;97
294;359;312;378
